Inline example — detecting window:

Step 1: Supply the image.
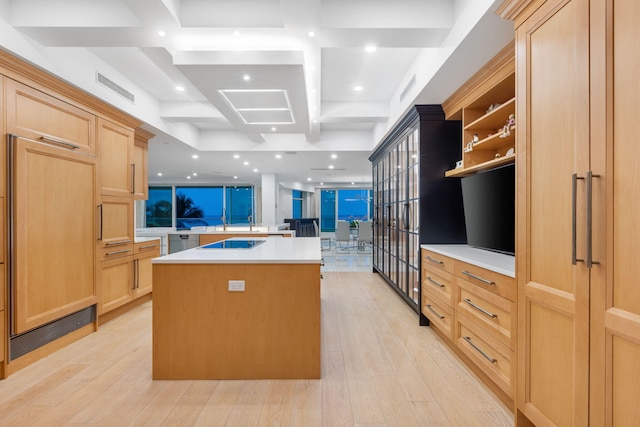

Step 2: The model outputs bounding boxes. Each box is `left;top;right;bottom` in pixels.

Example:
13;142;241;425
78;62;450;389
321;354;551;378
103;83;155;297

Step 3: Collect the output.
320;189;336;232
175;186;224;229
320;188;372;232
226;186;254;224
292;190;303;219
338;189;371;223
145;186;172;227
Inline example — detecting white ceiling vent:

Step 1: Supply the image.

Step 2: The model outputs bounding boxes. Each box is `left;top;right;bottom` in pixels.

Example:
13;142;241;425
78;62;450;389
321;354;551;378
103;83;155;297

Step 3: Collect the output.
96;72;135;103
399;74;416;102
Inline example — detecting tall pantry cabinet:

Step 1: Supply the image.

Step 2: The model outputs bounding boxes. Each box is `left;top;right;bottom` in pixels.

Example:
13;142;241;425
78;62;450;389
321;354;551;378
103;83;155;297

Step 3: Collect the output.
370;105;465;310
499;0;640;425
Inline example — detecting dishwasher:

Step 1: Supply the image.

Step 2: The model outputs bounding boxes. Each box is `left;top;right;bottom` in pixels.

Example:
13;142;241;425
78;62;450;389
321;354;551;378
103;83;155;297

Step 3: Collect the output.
168;234;200;253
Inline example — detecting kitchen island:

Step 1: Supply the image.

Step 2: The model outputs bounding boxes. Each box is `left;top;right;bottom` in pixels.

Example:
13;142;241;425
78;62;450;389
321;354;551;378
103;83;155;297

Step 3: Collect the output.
151;237;322;380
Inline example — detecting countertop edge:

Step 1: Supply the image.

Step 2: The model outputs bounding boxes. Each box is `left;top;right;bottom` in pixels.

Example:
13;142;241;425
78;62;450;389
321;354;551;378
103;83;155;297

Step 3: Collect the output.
420;244;515;278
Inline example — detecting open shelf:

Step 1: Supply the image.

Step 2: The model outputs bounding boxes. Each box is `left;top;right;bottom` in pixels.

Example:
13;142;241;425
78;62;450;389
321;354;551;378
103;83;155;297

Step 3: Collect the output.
472;127;515;151
464;97;515;131
445;154;515;178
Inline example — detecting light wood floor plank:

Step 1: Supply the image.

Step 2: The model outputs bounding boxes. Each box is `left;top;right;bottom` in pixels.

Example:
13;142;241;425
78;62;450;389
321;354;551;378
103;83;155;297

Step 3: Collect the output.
0;272;512;426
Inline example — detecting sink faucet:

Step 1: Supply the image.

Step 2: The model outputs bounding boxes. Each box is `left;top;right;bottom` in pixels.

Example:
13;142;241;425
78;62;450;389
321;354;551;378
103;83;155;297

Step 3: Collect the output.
248;215;253;231
221;208;227;231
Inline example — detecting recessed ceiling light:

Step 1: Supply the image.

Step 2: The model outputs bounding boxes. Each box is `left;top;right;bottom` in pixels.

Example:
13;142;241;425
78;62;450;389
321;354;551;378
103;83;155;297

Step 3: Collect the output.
234;176;238;179
354;85;363;92
365;45;377;53
351;182;355;185
187;176;191;179
243;161;249;166
307;177;312;181
320;182;324;185
308;31;316;38
233;154;240;159
328;165;334;169
192;154;199;159
331;154;338;159
176;86;185;92
243;74;251;81
253;168;259;172
271;127;277;131
158;30;166;37
192;173;197;176
157;172;163;177
275;154;282;159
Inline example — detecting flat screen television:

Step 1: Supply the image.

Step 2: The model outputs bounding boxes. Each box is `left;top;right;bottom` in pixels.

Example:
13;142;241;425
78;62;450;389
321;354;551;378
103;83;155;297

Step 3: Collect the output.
460;164;515;255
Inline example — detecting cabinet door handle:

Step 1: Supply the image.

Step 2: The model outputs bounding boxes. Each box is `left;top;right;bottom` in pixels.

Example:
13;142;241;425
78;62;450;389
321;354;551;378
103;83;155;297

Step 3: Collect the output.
106;248;131;256
98;204;103;241
425;255;443;265
39;136;80;150
462;336;496;363
463;298;497;318
586;171;600;268
572;173;584;264
461;270;495;285
133;259;138;290
106;240;132;246
131;163;136;194
139;244;158;250
425;304;445;320
426;276;445;288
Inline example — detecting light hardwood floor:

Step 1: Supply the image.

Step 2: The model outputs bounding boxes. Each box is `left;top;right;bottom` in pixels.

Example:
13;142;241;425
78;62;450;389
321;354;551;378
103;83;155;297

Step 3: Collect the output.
0;272;512;426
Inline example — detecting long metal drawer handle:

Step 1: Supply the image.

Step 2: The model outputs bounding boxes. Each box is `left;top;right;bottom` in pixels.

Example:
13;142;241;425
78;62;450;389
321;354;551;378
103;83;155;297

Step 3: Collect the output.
105;240;132;246
586;171;600;268
426;276;445;288
461;271;495;285
425;255;443;264
463;336;496;363
40;136;80;150
425;304;445;320
463;298;497;318
139;244;158;249
106;248;131;256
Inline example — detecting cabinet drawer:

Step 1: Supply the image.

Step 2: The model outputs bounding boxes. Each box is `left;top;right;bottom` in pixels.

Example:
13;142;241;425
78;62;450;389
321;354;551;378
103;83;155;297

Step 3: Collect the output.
6;79;96;156
456;278;516;350
455;315;514;398
134;240;160;255
422;266;455;307
454;260;515;302
422;294;454;341
421;249;455;274
99;244;134;261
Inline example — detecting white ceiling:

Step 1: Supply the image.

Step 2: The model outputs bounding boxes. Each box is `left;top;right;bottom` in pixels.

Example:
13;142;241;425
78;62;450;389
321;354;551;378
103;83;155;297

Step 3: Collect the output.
0;0;514;188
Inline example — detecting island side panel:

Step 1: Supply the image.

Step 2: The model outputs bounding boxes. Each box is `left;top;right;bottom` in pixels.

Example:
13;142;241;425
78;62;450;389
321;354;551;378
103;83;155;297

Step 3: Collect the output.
152;263;321;379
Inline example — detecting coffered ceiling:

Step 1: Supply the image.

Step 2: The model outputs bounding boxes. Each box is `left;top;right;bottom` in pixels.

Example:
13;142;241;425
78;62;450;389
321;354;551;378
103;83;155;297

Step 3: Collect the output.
0;0;514;187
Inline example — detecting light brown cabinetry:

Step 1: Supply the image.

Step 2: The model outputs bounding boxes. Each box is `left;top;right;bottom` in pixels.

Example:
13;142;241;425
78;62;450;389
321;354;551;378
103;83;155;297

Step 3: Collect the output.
98;118;134;198
443;44;515;177
421;247;516;405
5;79;96;157
133;128;153;200
99;240;159;315
499;0;640;424
133;241;160;297
98;195;134;253
9;135;97;334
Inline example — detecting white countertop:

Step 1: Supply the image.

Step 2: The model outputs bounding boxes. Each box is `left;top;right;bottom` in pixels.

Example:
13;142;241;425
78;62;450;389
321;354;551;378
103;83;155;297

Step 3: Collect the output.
421;244;515;277
152;236;322;265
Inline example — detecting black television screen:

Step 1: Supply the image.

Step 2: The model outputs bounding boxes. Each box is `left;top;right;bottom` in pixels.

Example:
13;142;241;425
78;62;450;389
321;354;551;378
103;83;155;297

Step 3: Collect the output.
460;164;515;255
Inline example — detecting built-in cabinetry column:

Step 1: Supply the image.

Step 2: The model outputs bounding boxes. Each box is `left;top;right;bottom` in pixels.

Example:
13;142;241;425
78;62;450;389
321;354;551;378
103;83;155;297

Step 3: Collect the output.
0;77;5;377
498;0;640;424
261;173;276;227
